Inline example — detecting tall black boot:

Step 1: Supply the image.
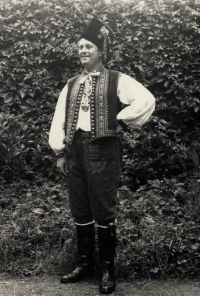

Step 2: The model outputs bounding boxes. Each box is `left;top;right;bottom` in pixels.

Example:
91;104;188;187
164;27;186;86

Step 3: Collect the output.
98;224;116;294
60;223;95;284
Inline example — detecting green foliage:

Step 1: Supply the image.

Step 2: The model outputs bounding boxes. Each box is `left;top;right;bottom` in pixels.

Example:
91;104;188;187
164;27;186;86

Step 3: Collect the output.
0;0;200;182
0;112;25;182
0;178;200;278
0;111;55;183
117;176;200;279
0;0;200;279
121;125;200;189
0;181;76;274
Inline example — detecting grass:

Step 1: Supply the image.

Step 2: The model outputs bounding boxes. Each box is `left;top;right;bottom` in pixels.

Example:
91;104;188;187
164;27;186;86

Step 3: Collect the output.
0;175;200;280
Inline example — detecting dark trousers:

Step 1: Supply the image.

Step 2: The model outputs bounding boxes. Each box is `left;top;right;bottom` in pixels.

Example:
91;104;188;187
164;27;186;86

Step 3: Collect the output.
66;130;123;225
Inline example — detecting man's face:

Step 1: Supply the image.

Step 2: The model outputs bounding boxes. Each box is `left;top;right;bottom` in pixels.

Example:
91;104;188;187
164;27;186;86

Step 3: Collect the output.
78;38;102;70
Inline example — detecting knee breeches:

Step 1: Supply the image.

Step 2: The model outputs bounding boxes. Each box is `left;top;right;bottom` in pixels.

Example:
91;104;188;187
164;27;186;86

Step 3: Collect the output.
66;130;123;225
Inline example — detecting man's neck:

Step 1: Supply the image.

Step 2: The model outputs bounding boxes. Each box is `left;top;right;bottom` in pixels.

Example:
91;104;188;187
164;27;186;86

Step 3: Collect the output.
84;63;103;73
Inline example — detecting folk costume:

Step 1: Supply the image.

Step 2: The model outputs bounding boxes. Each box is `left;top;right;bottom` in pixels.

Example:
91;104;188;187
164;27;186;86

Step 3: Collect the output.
49;18;155;294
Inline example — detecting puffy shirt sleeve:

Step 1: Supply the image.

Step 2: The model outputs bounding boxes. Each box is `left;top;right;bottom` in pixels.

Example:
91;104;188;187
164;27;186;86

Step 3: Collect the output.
49;83;68;154
116;73;155;129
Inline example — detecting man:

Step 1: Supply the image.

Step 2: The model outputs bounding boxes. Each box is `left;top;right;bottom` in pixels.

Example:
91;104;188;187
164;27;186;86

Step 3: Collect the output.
49;18;155;294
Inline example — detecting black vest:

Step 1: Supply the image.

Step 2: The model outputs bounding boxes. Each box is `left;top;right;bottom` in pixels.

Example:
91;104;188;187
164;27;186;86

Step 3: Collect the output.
65;68;121;145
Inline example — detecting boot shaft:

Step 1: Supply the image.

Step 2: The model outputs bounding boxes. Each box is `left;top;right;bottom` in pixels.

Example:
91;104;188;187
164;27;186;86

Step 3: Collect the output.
97;224;116;265
98;224;116;294
76;224;95;263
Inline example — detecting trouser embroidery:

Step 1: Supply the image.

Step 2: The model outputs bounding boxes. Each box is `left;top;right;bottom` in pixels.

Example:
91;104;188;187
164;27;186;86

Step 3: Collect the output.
82;138;107;174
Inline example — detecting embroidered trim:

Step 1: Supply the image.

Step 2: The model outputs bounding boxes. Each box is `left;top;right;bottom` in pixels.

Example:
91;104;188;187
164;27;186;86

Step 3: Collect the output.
89;160;107;174
96;224;109;228
95;69;106;136
104;69;110;132
75;220;95;226
97;221;116;228
82;138;107;174
95;69;117;138
90;76;96;139
65;74;84;144
104;69;117;133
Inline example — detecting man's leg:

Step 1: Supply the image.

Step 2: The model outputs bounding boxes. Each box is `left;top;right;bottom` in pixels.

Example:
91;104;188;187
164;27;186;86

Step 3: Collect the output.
61;135;95;284
60;222;95;283
85;137;122;294
97;222;116;294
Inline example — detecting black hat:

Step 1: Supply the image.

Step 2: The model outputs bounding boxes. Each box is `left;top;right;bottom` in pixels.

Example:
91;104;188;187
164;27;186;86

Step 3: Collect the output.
80;18;114;62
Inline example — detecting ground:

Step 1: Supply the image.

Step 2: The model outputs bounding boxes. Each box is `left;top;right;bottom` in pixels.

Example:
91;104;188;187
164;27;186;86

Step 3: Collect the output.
0;275;200;296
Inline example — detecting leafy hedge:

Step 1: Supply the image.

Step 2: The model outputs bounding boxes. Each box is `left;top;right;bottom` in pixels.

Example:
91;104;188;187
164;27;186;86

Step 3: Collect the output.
0;0;200;183
0;0;200;279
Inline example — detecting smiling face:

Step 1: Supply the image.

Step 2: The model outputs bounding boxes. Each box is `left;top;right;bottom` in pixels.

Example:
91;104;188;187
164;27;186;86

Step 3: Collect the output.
78;38;103;72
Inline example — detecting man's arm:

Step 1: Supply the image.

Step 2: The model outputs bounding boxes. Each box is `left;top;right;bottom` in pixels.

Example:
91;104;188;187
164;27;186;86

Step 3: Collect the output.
49;83;68;153
116;73;155;129
49;83;69;176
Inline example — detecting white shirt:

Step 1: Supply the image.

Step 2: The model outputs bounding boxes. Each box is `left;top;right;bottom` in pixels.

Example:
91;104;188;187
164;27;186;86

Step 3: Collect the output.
76;100;91;131
49;73;155;154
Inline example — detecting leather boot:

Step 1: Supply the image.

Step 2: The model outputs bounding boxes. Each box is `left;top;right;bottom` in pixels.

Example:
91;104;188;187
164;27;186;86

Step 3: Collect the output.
98;224;116;294
60;223;95;284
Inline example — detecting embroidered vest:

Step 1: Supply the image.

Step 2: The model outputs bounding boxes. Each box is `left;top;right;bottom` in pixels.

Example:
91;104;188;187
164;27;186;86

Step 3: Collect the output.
65;68;121;145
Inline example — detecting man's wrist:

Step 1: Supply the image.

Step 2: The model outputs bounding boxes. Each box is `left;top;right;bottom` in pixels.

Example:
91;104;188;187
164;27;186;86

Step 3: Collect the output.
118;120;128;131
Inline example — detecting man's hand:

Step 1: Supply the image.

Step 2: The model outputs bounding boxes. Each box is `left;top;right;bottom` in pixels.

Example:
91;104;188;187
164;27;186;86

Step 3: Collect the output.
57;157;68;176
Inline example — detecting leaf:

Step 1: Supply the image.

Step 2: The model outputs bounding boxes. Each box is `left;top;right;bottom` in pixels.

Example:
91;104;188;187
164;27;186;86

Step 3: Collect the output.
26;192;32;198
51;208;61;213
26;98;35;106
4;94;13;103
20;89;27;99
0;92;9;99
13;150;20;156
191;243;199;250
145;216;155;224
164;80;169;88
177;259;187;265
181;100;186;106
159;119;168;125
7;78;14;87
33;208;45;215
150;268;160;273
37;144;41;152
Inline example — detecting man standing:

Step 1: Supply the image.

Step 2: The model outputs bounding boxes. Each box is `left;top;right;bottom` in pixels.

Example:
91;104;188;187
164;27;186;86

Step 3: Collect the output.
49;18;155;294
